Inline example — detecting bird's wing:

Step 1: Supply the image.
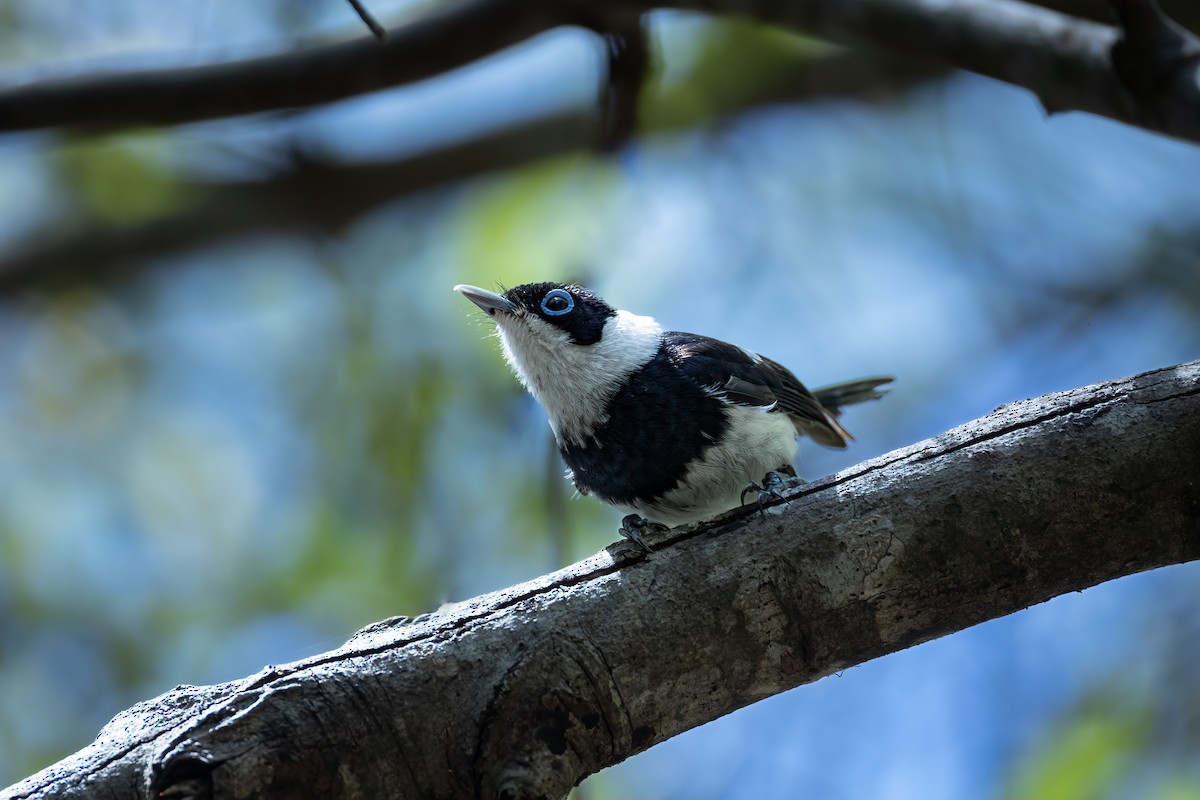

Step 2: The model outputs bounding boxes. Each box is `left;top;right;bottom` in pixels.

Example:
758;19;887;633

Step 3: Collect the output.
662;332;852;448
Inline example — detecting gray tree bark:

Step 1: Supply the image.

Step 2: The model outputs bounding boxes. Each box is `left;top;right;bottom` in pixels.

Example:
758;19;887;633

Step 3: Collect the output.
4;360;1198;800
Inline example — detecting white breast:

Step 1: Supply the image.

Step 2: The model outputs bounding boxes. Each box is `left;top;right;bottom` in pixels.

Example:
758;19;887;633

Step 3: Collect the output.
496;309;663;446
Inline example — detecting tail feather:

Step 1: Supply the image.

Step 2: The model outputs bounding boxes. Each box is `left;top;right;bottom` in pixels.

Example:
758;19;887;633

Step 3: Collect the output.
813;376;893;415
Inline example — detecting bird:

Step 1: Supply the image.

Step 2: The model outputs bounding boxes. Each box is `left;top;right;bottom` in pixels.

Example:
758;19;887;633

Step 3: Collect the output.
454;281;891;551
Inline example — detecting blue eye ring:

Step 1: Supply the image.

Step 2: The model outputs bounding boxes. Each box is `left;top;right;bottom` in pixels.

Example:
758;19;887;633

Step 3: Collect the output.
540;288;574;316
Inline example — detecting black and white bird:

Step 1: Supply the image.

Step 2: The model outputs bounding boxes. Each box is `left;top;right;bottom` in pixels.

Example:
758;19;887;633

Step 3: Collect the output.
455;282;891;551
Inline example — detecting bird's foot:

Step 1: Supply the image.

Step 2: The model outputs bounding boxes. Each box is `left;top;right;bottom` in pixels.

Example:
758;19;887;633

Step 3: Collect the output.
618;514;666;553
740;469;807;514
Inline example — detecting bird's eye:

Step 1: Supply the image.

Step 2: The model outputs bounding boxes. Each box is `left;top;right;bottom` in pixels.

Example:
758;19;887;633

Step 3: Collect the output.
540;289;574;316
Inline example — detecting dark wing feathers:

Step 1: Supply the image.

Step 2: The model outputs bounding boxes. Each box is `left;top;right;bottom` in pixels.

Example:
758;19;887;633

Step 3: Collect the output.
719;374;775;406
663;332;853;448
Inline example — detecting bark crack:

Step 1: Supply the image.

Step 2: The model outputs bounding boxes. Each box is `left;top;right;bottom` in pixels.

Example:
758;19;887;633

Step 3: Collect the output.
577;629;628;756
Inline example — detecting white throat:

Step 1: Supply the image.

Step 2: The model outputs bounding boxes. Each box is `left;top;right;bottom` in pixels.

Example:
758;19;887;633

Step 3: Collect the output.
496;309;663;446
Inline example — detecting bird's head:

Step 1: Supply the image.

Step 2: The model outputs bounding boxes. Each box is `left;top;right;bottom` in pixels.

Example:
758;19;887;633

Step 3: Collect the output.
455;282;615;346
454;282;663;443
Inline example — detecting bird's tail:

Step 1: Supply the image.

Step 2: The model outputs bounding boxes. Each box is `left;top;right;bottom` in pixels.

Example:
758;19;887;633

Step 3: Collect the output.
813;377;893;414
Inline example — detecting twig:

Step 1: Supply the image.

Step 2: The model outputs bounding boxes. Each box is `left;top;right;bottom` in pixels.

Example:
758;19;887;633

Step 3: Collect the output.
346;0;388;40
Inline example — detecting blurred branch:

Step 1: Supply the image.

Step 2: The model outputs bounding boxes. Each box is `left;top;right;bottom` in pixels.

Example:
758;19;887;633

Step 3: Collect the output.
0;49;944;293
1111;0;1200;101
638;0;1200;142
1032;0;1198;31
0;0;564;133
6;361;1199;800
1;0;1198;144
593;12;651;153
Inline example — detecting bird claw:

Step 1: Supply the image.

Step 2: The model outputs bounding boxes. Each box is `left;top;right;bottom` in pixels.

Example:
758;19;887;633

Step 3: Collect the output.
741;470;807;514
618;514;665;553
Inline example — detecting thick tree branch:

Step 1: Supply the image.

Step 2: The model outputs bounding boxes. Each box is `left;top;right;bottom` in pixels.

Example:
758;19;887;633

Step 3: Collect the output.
4;361;1199;800
0;0;1198;143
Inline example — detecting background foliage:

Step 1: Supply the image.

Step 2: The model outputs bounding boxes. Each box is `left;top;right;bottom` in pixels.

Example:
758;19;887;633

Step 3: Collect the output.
1;1;1198;797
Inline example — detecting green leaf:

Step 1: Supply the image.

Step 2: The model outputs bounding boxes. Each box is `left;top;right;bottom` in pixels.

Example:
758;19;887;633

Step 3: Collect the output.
55;134;191;225
1006;710;1147;800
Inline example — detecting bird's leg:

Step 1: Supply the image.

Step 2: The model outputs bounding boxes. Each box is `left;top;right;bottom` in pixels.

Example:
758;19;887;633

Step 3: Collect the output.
618;514;665;553
741;465;807;514
740;474;787;509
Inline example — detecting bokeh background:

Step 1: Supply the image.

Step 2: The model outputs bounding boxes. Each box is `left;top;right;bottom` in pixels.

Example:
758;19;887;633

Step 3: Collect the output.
1;1;1199;797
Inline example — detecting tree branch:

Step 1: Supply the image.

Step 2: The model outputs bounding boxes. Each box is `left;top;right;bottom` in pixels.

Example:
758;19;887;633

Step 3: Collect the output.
5;361;1199;800
1038;0;1198;30
0;0;565;133
0;49;944;294
0;0;1198;143
1111;0;1200;125
638;0;1200;142
593;11;651;153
